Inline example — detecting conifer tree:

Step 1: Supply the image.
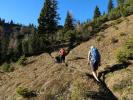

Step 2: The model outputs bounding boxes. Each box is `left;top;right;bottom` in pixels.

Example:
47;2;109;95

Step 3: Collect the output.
126;0;133;5
93;6;101;19
117;0;125;6
0;39;1;63
103;12;106;15
64;11;74;32
10;20;14;25
108;0;114;13
38;0;59;38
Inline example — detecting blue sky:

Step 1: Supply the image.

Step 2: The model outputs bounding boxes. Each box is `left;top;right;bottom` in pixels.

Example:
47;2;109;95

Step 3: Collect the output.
0;0;117;26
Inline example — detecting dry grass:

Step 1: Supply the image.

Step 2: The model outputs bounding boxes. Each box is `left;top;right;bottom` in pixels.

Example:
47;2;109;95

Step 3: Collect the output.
0;15;133;99
105;65;133;99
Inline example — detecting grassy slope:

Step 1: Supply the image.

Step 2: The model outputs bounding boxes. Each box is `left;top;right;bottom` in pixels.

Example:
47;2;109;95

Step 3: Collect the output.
67;15;133;99
0;15;133;100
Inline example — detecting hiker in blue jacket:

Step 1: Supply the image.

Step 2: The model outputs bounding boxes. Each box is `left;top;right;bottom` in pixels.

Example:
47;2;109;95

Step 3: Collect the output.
88;46;101;82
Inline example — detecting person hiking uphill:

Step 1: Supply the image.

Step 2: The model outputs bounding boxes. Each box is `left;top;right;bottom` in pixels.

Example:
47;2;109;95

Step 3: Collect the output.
88;46;101;82
59;48;66;63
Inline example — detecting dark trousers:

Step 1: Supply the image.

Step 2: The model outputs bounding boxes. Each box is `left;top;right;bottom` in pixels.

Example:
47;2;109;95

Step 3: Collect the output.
90;61;99;71
60;55;65;63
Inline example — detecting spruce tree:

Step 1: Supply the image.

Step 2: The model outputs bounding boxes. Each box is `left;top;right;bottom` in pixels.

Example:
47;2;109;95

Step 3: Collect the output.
1;36;9;61
108;0;114;13
117;0;125;6
22;40;29;55
10;20;14;25
93;6;101;19
38;0;59;38
103;12;106;15
64;11;74;32
0;39;1;63
126;0;133;5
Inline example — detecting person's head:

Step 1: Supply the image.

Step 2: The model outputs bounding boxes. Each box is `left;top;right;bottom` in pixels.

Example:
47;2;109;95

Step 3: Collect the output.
60;48;64;50
90;46;94;50
60;48;65;51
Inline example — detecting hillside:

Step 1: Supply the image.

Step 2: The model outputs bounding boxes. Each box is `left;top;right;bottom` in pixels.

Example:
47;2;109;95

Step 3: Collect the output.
0;15;133;100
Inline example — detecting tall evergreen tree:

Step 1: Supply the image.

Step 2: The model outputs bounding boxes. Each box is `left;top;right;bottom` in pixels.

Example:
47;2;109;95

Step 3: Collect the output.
108;0;114;13
64;11;74;32
117;0;125;6
117;0;126;17
0;39;1;64
103;12;106;15
10;20;14;25
1;36;10;61
93;6;101;19
38;0;59;38
0;18;1;21
126;0;133;5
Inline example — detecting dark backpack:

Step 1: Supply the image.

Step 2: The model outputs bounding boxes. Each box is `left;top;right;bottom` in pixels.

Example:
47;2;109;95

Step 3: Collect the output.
90;47;100;63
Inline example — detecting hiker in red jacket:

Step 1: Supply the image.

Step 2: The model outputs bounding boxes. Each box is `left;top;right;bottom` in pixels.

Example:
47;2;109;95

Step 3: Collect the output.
59;48;66;63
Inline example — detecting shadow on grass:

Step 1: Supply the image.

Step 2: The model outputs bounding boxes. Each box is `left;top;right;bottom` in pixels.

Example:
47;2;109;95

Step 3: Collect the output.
85;62;131;100
85;73;118;100
98;62;131;81
26;60;37;65
67;57;86;62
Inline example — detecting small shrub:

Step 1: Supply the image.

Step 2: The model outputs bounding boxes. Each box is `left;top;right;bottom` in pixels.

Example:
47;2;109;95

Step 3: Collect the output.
96;34;105;42
113;25;119;30
96;36;102;42
71;83;82;100
70;78;90;100
17;55;27;66
56;96;64;100
116;39;133;63
116;51;127;63
100;24;109;31
124;17;129;22
110;22;115;26
124;39;133;49
2;63;13;72
108;8;121;20
119;32;126;36
114;19;123;24
111;22;119;30
111;37;118;44
125;49;133;60
16;87;36;98
124;5;133;16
